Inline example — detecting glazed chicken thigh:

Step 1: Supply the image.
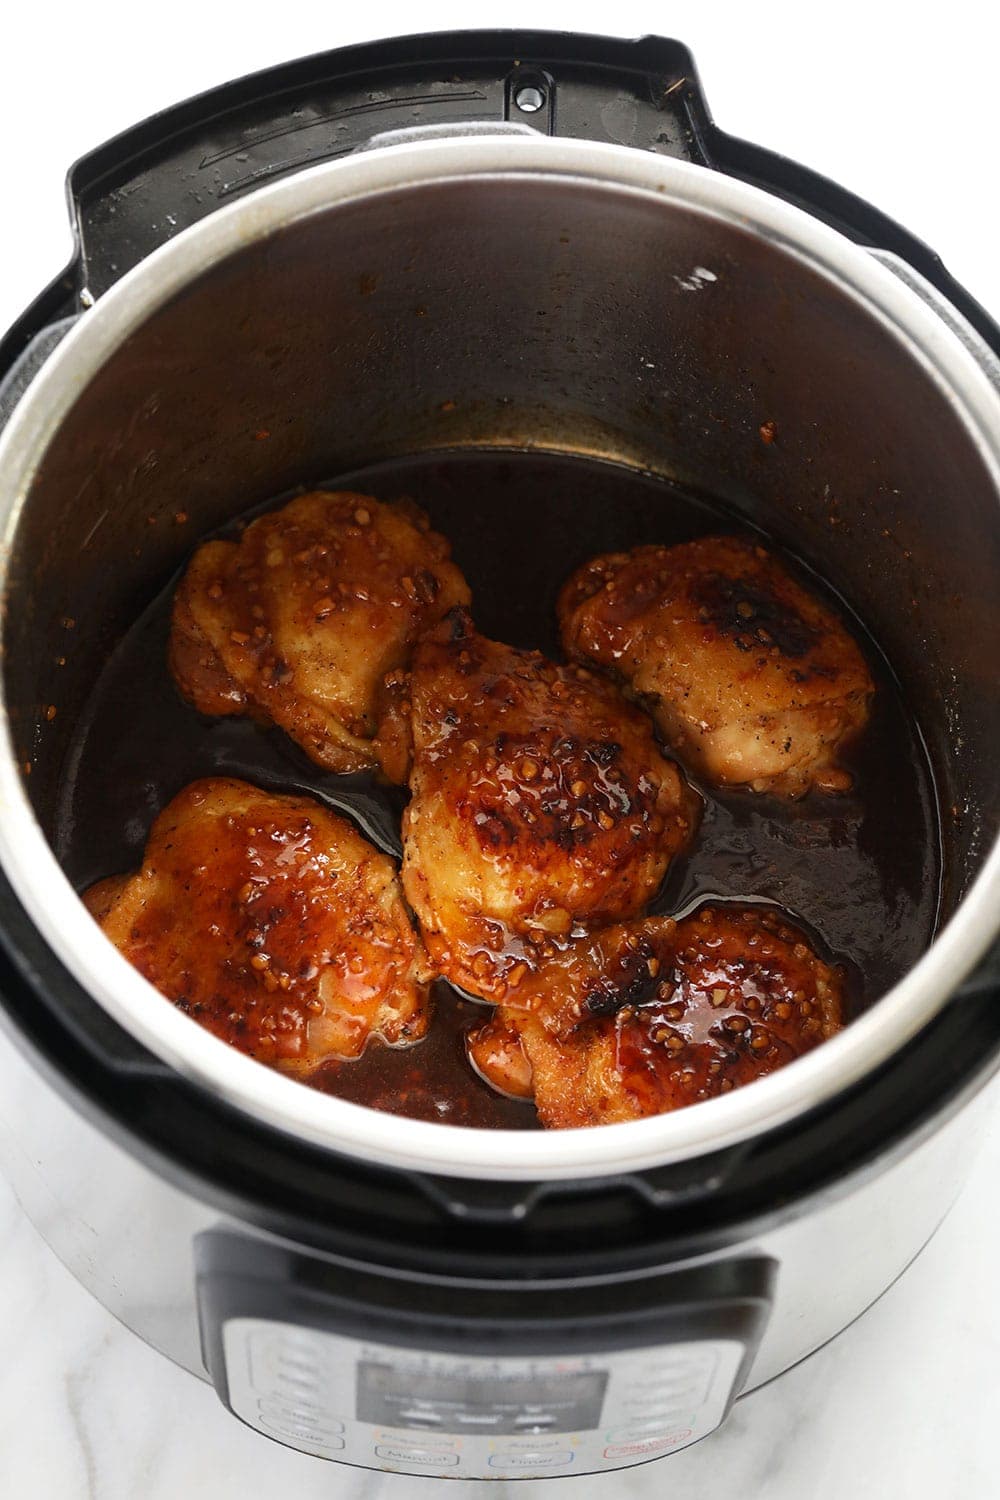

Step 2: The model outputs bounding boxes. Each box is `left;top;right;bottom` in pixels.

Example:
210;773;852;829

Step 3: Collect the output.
391;614;696;1001
85;778;432;1073
559;536;873;796
170;491;470;772
467;905;844;1127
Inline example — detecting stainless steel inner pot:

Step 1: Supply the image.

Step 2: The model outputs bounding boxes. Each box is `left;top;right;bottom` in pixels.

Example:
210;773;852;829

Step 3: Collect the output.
2;135;1000;1180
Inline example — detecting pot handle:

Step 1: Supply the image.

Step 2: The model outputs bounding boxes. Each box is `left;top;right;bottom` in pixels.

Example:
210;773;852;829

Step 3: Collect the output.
0;314;80;435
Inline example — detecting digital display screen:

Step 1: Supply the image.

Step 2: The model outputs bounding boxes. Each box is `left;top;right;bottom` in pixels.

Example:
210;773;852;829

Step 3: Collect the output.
356;1361;608;1435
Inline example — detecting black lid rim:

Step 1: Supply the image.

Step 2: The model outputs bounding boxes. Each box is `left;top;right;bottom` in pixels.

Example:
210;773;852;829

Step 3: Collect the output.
3;860;998;1282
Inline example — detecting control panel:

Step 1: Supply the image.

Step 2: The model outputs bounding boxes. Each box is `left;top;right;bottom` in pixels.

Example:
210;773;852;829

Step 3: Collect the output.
223;1318;744;1478
197;1229;774;1479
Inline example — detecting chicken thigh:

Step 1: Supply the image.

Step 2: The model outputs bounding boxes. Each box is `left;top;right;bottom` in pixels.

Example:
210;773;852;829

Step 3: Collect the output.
394;613;696;1001
170;491;470;773
85;778;432;1073
467;905;843;1126
559;536;873;796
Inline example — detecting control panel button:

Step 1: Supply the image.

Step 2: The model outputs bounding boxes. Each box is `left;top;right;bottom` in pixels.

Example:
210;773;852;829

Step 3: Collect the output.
259;1419;344;1449
607;1415;694;1441
273;1371;319;1395
636;1373;702;1390
489;1451;574;1470
257;1398;341;1427
375;1444;460;1467
604;1430;694;1460
376;1429;458;1451
641;1362;710;1374
623;1384;699;1408
623;1382;707;1408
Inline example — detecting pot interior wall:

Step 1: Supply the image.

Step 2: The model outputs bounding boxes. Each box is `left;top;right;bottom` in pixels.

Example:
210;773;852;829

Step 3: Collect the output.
5;172;1000;917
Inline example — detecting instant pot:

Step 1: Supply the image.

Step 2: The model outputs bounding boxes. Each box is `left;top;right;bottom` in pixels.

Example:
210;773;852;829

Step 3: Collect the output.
1;31;1000;1481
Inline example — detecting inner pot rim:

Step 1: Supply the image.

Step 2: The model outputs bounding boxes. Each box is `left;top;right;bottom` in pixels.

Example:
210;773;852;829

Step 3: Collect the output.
2;135;1000;1182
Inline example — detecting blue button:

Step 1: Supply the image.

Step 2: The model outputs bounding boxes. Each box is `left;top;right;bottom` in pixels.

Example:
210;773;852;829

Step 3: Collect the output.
489;1451;574;1470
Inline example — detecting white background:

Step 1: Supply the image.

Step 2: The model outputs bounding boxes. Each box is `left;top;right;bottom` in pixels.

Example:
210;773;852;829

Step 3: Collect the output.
2;2;1000;1496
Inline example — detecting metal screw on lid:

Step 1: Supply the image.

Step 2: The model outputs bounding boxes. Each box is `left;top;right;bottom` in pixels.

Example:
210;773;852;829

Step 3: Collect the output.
514;84;546;113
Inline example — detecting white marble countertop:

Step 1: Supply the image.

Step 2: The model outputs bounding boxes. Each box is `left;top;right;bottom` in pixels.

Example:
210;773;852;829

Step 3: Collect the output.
2;3;1000;1496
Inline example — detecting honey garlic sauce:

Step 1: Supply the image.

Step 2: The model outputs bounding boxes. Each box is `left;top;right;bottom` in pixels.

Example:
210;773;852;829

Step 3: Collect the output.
55;451;942;1127
612;905;843;1112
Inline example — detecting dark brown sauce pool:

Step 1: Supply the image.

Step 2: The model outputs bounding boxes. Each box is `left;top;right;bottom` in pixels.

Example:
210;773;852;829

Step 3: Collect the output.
55;451;942;1128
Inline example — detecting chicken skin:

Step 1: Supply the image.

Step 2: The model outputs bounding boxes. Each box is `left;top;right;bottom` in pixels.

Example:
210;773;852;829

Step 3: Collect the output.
559;536;873;796
84;778;432;1073
467;905;843;1127
392;613;696;1001
170;491;470;773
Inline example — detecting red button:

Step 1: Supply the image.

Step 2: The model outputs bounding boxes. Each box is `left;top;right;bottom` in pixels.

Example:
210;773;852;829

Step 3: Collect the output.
603;1430;694;1459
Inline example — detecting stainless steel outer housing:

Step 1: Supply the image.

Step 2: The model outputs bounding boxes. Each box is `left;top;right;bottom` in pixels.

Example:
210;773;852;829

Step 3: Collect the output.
1;135;1000;1182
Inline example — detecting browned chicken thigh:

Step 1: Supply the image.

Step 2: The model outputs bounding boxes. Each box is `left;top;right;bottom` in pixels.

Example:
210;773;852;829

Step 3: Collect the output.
390;613;696;1001
559;536;873;796
85;778;432;1073
170;491;470;772
467;905;843;1127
